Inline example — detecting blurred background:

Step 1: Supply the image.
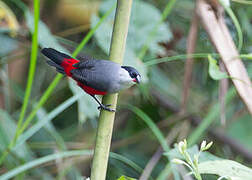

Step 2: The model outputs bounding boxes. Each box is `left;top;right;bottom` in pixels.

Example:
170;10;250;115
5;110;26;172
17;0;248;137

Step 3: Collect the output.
0;0;252;179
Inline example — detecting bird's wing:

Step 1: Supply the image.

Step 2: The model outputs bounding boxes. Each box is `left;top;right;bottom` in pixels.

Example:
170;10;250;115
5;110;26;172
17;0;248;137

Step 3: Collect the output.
71;60;119;92
72;60;95;69
76;53;95;62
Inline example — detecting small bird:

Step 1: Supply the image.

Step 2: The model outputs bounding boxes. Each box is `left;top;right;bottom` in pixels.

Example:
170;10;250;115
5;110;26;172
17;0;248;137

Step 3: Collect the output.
41;48;141;112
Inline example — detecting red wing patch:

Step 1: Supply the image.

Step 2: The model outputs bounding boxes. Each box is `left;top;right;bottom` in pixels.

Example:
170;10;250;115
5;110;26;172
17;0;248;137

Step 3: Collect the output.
61;58;79;77
77;82;107;95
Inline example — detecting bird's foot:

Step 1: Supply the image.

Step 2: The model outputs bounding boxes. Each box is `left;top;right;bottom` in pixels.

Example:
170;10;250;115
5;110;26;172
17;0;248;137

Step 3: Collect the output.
98;104;116;112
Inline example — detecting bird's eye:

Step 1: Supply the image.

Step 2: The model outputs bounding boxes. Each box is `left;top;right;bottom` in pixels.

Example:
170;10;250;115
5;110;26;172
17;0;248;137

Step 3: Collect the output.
131;72;136;77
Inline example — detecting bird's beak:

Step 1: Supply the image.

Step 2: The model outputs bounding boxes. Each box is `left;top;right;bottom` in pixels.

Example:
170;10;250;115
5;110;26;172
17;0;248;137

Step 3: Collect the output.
135;75;141;84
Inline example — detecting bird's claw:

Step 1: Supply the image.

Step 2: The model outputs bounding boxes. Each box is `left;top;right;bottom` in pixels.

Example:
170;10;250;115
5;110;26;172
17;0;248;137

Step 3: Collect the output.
98;104;116;112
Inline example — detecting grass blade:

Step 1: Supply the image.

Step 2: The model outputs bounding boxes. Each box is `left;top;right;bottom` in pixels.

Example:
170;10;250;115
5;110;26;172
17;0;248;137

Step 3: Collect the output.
126;105;169;152
110;152;143;175
15;94;83;149
14;0;40;143
144;53;219;66
0;150;143;180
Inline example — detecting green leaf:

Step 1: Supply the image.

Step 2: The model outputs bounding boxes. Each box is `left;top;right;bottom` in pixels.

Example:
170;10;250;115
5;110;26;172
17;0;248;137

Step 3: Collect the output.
0;110;33;167
25;10;67;52
208;55;229;80
117;175;137;180
128;0;172;55
198;160;252;180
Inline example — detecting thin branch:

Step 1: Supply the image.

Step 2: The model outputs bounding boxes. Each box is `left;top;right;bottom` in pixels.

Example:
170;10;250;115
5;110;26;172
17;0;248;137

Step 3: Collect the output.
181;11;198;114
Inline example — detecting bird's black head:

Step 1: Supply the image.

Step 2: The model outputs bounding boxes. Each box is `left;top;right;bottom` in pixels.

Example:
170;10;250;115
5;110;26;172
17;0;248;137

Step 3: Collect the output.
121;66;141;84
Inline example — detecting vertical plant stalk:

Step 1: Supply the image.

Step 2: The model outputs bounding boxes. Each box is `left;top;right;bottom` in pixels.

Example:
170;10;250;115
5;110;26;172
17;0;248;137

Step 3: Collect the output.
90;1;133;180
14;0;40;144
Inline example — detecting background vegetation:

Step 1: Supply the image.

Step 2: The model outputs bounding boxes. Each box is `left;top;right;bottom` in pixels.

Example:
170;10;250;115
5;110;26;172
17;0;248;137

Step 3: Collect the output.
0;0;252;179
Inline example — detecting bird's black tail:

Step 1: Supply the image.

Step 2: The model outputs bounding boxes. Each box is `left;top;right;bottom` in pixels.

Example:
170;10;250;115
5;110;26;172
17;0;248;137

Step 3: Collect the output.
41;48;72;74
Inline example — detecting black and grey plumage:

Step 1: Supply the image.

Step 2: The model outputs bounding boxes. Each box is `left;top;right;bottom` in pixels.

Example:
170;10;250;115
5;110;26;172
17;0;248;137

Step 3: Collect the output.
71;60;140;93
41;48;141;112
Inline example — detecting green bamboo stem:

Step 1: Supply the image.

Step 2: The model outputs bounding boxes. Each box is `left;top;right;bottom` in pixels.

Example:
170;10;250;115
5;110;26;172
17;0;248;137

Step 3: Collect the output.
90;0;133;179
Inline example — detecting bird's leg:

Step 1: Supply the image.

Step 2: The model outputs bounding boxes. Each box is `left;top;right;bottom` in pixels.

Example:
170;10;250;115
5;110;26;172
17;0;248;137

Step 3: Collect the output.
91;95;115;112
